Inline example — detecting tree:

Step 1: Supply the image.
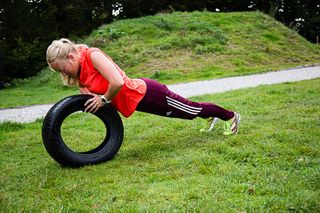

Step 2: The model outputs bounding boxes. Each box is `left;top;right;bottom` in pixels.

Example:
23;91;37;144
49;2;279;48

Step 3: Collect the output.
0;0;115;82
0;0;318;83
270;0;320;43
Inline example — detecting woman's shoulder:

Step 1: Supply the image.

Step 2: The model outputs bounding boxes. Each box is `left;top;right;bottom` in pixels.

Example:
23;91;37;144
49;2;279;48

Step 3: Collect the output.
81;47;101;62
88;47;100;52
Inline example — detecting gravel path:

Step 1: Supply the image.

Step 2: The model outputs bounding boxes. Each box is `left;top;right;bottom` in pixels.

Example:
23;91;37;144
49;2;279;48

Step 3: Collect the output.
1;65;319;124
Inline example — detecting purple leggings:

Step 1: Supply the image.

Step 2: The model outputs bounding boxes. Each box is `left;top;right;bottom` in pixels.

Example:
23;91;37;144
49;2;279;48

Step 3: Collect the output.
136;78;234;121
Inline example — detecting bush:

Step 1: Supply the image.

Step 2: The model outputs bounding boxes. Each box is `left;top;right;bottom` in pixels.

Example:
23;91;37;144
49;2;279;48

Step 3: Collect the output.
1;38;47;82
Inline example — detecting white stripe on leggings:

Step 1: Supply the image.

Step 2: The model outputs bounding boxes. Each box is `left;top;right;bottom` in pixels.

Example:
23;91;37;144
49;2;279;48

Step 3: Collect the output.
166;96;202;115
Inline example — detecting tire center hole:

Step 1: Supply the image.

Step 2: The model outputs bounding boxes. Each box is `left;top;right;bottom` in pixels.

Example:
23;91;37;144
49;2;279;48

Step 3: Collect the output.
61;112;107;153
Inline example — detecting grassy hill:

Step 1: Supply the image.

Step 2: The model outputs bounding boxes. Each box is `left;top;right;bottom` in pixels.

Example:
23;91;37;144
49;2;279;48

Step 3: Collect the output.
85;11;320;83
1;11;320;211
0;11;319;107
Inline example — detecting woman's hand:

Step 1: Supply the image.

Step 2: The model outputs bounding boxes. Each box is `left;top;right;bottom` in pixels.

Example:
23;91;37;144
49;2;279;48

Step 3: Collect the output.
84;94;104;113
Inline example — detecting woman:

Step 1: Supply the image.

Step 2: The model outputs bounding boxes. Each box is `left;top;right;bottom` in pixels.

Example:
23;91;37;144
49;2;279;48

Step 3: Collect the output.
46;38;240;135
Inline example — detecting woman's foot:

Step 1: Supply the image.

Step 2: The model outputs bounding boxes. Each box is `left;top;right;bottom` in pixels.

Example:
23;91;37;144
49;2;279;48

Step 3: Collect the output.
223;112;241;135
200;117;219;132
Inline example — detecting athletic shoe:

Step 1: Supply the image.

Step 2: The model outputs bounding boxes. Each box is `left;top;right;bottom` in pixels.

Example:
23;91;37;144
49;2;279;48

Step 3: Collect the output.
223;112;241;136
200;117;219;132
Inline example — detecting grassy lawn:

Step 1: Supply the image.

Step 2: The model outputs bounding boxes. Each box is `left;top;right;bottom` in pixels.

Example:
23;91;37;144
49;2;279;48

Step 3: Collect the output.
0;11;319;108
1;79;319;211
0;69;78;108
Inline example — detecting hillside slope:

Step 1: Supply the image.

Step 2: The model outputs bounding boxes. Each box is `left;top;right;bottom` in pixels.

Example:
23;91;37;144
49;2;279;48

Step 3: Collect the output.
0;11;319;108
85;11;320;83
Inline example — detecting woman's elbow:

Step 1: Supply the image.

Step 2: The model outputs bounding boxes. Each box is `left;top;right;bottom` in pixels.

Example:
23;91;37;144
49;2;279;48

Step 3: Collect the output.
118;79;124;87
113;79;124;89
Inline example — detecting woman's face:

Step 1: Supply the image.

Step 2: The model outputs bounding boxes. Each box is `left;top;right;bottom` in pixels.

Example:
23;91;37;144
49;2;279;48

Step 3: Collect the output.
51;54;80;77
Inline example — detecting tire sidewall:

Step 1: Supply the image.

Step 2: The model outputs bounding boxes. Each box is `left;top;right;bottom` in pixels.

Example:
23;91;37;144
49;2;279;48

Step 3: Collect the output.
42;95;124;167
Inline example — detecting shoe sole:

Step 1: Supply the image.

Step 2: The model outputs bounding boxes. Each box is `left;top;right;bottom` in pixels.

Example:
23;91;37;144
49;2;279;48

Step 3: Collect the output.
223;113;241;135
234;113;241;134
208;117;219;131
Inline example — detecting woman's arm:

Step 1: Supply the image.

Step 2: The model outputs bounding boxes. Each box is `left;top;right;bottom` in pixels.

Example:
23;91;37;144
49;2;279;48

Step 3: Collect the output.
91;51;124;100
84;51;124;113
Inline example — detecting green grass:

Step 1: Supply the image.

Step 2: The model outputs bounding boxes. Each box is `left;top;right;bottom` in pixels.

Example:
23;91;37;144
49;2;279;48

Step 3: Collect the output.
0;68;77;108
1;79;319;211
86;11;320;83
0;11;319;108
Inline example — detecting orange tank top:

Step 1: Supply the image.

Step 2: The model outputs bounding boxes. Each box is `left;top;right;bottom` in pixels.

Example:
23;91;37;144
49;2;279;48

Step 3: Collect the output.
79;47;146;118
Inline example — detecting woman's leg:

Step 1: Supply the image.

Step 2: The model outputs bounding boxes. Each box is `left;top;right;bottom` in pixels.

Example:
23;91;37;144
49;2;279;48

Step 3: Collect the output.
136;78;234;121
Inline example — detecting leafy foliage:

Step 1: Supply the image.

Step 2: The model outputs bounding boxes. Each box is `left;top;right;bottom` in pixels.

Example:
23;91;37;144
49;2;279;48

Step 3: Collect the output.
0;0;319;82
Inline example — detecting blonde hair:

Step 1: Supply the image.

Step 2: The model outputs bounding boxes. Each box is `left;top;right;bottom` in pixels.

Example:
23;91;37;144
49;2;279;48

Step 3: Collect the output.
46;38;87;86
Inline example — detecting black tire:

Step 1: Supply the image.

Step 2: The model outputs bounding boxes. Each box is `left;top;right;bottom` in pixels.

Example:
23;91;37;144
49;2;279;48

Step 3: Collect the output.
42;94;124;167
